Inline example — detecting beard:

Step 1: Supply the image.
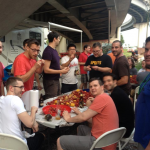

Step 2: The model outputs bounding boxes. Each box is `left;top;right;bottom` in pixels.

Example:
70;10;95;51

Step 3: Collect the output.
145;64;150;69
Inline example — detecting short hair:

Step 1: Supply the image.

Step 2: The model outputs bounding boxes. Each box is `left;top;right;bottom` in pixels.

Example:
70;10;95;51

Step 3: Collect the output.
6;77;23;91
103;73;117;81
48;31;59;43
23;39;29;47
84;45;90;50
112;40;122;47
143;60;145;62
89;78;103;86
128;57;135;68
145;36;150;45
93;42;101;49
67;44;76;50
27;39;40;47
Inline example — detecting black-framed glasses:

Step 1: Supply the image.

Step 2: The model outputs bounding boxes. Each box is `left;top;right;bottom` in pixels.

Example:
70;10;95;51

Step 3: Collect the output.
13;86;24;89
30;48;41;53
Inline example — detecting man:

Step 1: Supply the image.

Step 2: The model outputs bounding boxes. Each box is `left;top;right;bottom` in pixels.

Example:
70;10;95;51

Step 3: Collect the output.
42;31;69;98
13;39;44;93
0;77;45;150
103;73;134;138
107;52;116;65
57;78;119;150
0;41;4;96
138;60;146;73
84;42;112;80
112;40;131;95
61;44;79;93
134;37;150;150
78;45;90;89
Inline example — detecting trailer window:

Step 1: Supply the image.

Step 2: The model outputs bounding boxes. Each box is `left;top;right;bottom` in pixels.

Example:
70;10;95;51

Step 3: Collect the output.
0;36;5;42
29;32;41;45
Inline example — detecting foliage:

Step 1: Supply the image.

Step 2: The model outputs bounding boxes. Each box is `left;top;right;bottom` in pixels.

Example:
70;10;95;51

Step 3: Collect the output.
135;61;142;71
123;49;132;57
102;44;112;54
120;34;125;45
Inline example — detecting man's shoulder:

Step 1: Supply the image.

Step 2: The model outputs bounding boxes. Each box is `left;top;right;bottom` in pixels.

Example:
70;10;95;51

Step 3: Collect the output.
14;53;25;61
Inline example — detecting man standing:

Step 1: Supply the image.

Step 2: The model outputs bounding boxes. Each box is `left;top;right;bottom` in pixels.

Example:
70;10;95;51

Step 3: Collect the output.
57;78;119;150
0;77;45;150
0;41;4;96
61;44;79;93
84;42;112;80
42;31;69;99
103;73;134;138
78;45;90;89
13;39;44;93
134;37;150;150
112;40;131;95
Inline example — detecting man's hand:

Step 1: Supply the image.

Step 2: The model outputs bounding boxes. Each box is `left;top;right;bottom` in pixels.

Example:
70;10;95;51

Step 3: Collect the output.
72;107;81;115
63;111;71;122
91;66;99;71
34;60;43;69
31;106;38;114
61;67;70;74
37;84;43;90
86;97;94;107
32;121;39;132
86;65;91;71
40;59;45;66
69;54;75;62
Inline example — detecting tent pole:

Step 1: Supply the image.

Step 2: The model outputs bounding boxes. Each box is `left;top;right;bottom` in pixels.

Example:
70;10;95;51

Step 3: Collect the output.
81;32;82;52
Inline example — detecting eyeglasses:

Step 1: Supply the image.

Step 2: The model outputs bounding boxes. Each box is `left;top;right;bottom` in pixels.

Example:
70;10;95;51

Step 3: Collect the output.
93;50;100;53
13;86;24;90
30;48;41;53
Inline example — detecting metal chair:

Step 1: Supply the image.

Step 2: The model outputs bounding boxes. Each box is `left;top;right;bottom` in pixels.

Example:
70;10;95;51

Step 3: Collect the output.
0;133;28;150
90;127;126;150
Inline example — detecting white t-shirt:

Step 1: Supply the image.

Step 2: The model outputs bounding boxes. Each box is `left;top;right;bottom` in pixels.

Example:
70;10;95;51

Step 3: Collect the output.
138;68;146;74
0;95;26;143
61;55;79;84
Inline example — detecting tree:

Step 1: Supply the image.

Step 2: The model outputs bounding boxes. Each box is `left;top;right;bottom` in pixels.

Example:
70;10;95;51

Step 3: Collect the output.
120;34;125;45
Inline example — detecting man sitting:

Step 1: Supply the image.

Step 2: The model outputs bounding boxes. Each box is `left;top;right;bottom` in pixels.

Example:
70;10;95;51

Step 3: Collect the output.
57;78;119;150
0;77;45;150
103;73;134;138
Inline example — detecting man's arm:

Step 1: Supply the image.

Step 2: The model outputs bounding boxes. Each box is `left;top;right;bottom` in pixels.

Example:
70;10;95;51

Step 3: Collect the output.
61;55;74;67
117;76;128;86
145;141;150;150
91;66;111;72
79;62;85;65
1;82;4;96
35;73;42;90
63;108;97;123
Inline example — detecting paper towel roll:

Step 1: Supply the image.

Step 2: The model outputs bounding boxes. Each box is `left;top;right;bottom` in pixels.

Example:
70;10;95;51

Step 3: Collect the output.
22;91;30;111
29;90;39;110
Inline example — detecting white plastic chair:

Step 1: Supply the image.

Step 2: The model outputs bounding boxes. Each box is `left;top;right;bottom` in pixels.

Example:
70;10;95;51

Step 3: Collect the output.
134;86;139;111
90;127;126;150
119;128;135;149
0;133;28;150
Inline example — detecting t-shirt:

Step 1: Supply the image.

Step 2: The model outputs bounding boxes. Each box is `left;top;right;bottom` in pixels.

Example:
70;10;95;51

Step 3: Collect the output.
13;53;36;92
112;56;131;95
0;95;26;143
85;54;112;79
138;68;146;74
107;52;116;65
78;52;90;74
110;86;134;138
134;73;150;148
42;46;60;80
61;55;78;84
129;67;137;75
0;62;4;96
89;93;119;150
137;71;149;85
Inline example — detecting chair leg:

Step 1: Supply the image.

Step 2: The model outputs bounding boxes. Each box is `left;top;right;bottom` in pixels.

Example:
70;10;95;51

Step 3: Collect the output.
118;141;121;150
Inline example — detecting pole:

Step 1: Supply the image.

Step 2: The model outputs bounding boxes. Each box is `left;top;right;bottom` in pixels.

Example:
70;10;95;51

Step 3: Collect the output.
108;9;110;44
81;32;82;52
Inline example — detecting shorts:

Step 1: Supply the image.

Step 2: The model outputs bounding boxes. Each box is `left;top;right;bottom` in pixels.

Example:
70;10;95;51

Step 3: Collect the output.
81;74;88;83
60;125;101;150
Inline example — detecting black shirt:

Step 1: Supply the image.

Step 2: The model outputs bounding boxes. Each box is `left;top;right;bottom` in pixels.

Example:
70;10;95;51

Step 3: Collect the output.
110;86;134;138
85;54;112;79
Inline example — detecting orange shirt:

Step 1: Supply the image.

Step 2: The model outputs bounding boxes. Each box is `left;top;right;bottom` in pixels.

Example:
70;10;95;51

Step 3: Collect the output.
13;53;36;92
89;93;119;150
108;52;116;65
0;62;4;96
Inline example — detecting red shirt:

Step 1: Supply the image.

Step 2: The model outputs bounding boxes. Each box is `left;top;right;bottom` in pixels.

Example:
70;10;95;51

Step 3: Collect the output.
78;52;90;74
0;62;4;96
13;53;36;92
89;93;119;150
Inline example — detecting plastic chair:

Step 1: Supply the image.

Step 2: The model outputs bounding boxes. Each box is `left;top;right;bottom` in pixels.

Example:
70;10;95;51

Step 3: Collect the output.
119;128;135;149
90;127;126;150
134;86;139;111
0;133;28;150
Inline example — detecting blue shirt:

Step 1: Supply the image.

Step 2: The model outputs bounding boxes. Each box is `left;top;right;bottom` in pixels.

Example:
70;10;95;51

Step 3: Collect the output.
134;73;150;148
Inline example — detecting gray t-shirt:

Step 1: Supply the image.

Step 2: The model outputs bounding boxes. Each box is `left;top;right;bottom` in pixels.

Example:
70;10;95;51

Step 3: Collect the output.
137;71;150;85
130;67;137;75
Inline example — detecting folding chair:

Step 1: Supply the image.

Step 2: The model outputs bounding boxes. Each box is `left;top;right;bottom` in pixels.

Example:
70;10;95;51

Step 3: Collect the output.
119;128;135;149
0;133;28;150
90;127;126;150
134;86;139;111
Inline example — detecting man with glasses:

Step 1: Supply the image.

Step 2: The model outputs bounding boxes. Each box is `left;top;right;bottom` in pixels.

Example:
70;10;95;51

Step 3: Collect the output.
13;39;44;93
61;44;79;93
84;42;112;80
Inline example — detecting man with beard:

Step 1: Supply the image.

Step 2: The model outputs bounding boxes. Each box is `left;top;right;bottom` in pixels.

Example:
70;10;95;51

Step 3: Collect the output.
112;40;131;95
134;37;150;150
0;41;4;96
13;39;45;93
103;73;134;138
